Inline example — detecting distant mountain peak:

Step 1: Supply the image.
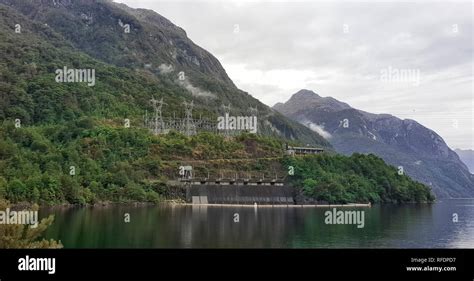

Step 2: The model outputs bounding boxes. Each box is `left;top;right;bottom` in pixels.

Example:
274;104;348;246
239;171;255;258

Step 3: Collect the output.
275;89;351;115
292;89;321;99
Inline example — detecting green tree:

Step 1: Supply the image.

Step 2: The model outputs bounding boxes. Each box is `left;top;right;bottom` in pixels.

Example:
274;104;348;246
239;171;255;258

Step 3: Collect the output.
7;179;27;202
0;199;62;249
0;177;7;199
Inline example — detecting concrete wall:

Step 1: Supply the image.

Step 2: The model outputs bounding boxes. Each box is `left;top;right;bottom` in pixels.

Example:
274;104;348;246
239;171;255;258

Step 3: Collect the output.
186;184;295;205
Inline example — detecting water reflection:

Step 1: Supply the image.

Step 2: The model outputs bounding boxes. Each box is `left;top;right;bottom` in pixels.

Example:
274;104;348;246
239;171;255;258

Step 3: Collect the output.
41;200;474;248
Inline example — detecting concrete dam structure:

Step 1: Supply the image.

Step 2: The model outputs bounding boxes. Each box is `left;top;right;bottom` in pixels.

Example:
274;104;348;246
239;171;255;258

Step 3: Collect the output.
185;184;295;205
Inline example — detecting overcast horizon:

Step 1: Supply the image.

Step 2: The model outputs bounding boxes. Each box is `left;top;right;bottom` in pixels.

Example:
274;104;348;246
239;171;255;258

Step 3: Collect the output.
116;0;473;150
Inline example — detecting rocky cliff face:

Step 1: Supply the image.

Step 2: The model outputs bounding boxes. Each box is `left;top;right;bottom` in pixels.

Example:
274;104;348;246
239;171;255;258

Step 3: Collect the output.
274;89;474;198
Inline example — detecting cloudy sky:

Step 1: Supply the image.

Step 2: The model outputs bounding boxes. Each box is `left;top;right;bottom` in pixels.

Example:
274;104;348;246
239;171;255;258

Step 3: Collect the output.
117;0;473;150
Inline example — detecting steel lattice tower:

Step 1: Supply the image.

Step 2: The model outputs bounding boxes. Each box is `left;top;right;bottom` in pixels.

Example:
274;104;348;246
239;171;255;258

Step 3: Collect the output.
221;103;231;137
183;100;196;136
150;97;166;135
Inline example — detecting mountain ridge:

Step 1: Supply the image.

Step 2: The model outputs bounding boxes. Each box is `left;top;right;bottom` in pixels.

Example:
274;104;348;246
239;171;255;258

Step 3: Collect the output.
274;89;474;198
0;0;330;147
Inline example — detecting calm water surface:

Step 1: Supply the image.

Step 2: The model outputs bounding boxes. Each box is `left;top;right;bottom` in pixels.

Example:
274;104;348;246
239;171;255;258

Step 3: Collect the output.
40;199;474;248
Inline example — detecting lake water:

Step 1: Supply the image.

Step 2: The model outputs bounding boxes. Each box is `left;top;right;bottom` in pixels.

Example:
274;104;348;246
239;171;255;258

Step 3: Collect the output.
40;199;474;248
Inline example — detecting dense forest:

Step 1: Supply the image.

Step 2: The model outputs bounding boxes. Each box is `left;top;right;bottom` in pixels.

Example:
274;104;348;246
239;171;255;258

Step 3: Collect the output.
0;117;434;204
0;119;286;204
284;154;434;204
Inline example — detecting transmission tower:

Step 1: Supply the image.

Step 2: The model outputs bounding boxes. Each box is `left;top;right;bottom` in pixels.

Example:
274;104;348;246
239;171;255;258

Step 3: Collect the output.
150;97;166;135
221;103;231;137
183;100;196;136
